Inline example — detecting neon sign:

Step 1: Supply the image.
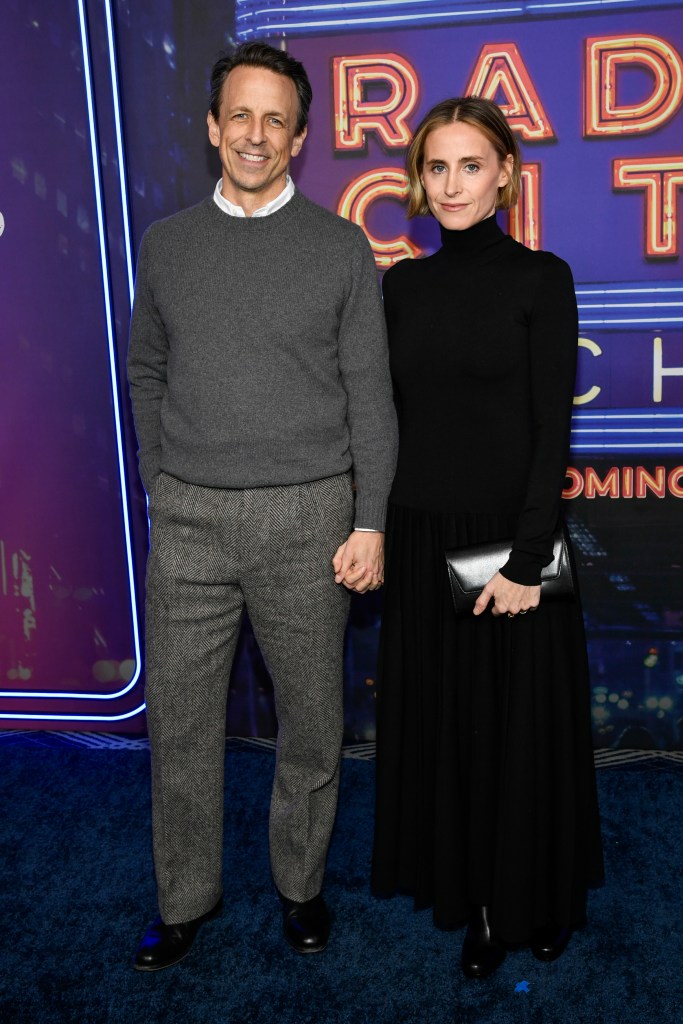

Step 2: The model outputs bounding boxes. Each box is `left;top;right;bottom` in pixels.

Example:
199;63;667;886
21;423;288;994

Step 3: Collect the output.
330;36;683;266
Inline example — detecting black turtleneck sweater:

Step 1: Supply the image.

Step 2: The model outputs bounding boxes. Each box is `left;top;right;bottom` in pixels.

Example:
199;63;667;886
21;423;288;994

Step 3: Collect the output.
382;214;578;586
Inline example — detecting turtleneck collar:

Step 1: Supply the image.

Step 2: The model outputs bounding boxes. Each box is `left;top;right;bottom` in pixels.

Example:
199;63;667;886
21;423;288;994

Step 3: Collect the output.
437;212;506;257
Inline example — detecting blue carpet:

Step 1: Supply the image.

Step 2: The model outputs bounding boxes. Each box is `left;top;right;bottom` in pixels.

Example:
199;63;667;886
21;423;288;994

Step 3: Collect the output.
0;738;681;1024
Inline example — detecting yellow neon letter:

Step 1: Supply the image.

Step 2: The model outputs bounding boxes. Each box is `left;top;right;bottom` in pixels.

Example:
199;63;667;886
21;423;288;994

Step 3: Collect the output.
614;158;683;257
334;54;419;151
504;163;541;250
585;34;683;136
574;337;603;406
338;169;423;269
466;43;555;140
653;336;683;402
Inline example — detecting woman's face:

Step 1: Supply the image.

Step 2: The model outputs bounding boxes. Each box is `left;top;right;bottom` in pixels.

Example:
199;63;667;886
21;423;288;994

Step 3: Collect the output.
420;120;513;231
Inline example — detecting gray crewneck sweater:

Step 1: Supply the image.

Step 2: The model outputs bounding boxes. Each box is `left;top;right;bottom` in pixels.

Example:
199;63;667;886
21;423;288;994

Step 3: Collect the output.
127;189;397;530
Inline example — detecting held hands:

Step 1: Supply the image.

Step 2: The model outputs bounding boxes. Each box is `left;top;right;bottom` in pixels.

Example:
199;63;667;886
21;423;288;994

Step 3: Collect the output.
332;531;385;594
473;571;541;618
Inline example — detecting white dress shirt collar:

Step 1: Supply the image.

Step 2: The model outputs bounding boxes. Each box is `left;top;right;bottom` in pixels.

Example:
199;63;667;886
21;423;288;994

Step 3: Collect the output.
212;176;295;218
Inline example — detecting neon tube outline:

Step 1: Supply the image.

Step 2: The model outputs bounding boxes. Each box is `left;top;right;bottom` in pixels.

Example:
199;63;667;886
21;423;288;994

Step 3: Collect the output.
0;0;144;722
235;0;679;36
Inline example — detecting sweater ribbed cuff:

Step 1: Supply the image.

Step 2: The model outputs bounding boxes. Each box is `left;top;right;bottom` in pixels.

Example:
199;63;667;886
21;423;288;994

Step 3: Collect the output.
353;494;388;533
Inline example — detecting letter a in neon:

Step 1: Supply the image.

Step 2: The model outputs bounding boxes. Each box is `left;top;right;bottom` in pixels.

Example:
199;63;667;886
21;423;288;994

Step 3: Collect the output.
465;43;555;140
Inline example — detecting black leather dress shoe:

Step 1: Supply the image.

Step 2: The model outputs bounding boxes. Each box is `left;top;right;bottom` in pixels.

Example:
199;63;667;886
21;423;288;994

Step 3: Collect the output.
280;893;330;953
132;898;223;972
461;905;506;979
531;924;572;962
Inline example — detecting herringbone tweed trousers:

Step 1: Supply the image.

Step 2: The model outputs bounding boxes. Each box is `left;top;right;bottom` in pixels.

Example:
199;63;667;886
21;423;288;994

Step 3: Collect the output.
145;470;354;923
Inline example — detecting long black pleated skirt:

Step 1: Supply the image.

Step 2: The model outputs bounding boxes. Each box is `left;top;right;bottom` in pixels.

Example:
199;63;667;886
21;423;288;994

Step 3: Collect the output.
371;502;604;944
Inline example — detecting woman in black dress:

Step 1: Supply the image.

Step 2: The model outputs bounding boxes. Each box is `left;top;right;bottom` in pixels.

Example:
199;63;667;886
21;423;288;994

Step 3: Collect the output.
371;97;603;978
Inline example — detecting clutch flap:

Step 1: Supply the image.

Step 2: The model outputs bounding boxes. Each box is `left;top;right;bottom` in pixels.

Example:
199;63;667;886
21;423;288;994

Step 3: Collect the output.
444;529;571;615
445;542;511;599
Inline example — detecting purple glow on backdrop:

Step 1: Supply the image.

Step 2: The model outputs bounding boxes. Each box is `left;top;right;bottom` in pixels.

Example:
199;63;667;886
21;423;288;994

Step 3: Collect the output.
0;3;139;723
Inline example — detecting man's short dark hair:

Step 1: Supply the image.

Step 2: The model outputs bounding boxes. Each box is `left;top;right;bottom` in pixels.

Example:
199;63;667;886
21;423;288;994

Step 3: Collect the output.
209;42;312;135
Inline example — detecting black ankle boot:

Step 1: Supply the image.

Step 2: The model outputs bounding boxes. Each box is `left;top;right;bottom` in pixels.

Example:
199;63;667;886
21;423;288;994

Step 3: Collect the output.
461;905;506;979
531;923;572;962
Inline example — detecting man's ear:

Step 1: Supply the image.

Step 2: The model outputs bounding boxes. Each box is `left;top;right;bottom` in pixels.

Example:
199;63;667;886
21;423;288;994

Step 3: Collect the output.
290;125;307;158
207;110;220;148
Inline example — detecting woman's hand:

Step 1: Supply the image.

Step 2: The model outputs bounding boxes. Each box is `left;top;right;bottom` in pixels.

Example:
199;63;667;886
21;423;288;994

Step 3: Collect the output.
473;571;541;617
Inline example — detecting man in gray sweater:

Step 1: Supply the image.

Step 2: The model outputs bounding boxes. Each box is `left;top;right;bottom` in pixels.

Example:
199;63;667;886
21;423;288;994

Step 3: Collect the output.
127;42;397;971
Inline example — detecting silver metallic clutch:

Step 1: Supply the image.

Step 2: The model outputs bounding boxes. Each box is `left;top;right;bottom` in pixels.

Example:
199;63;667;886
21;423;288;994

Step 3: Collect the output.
444;527;574;614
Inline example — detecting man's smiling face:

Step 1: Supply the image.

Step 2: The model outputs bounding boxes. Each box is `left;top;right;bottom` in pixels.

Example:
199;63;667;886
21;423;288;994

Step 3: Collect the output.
207;65;306;215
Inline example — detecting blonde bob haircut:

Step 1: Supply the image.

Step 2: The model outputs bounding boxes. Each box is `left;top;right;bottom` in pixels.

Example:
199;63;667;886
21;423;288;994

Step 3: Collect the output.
406;96;521;219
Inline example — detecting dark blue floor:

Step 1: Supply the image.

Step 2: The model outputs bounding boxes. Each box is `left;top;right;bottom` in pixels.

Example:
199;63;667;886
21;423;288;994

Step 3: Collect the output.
0;734;681;1024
